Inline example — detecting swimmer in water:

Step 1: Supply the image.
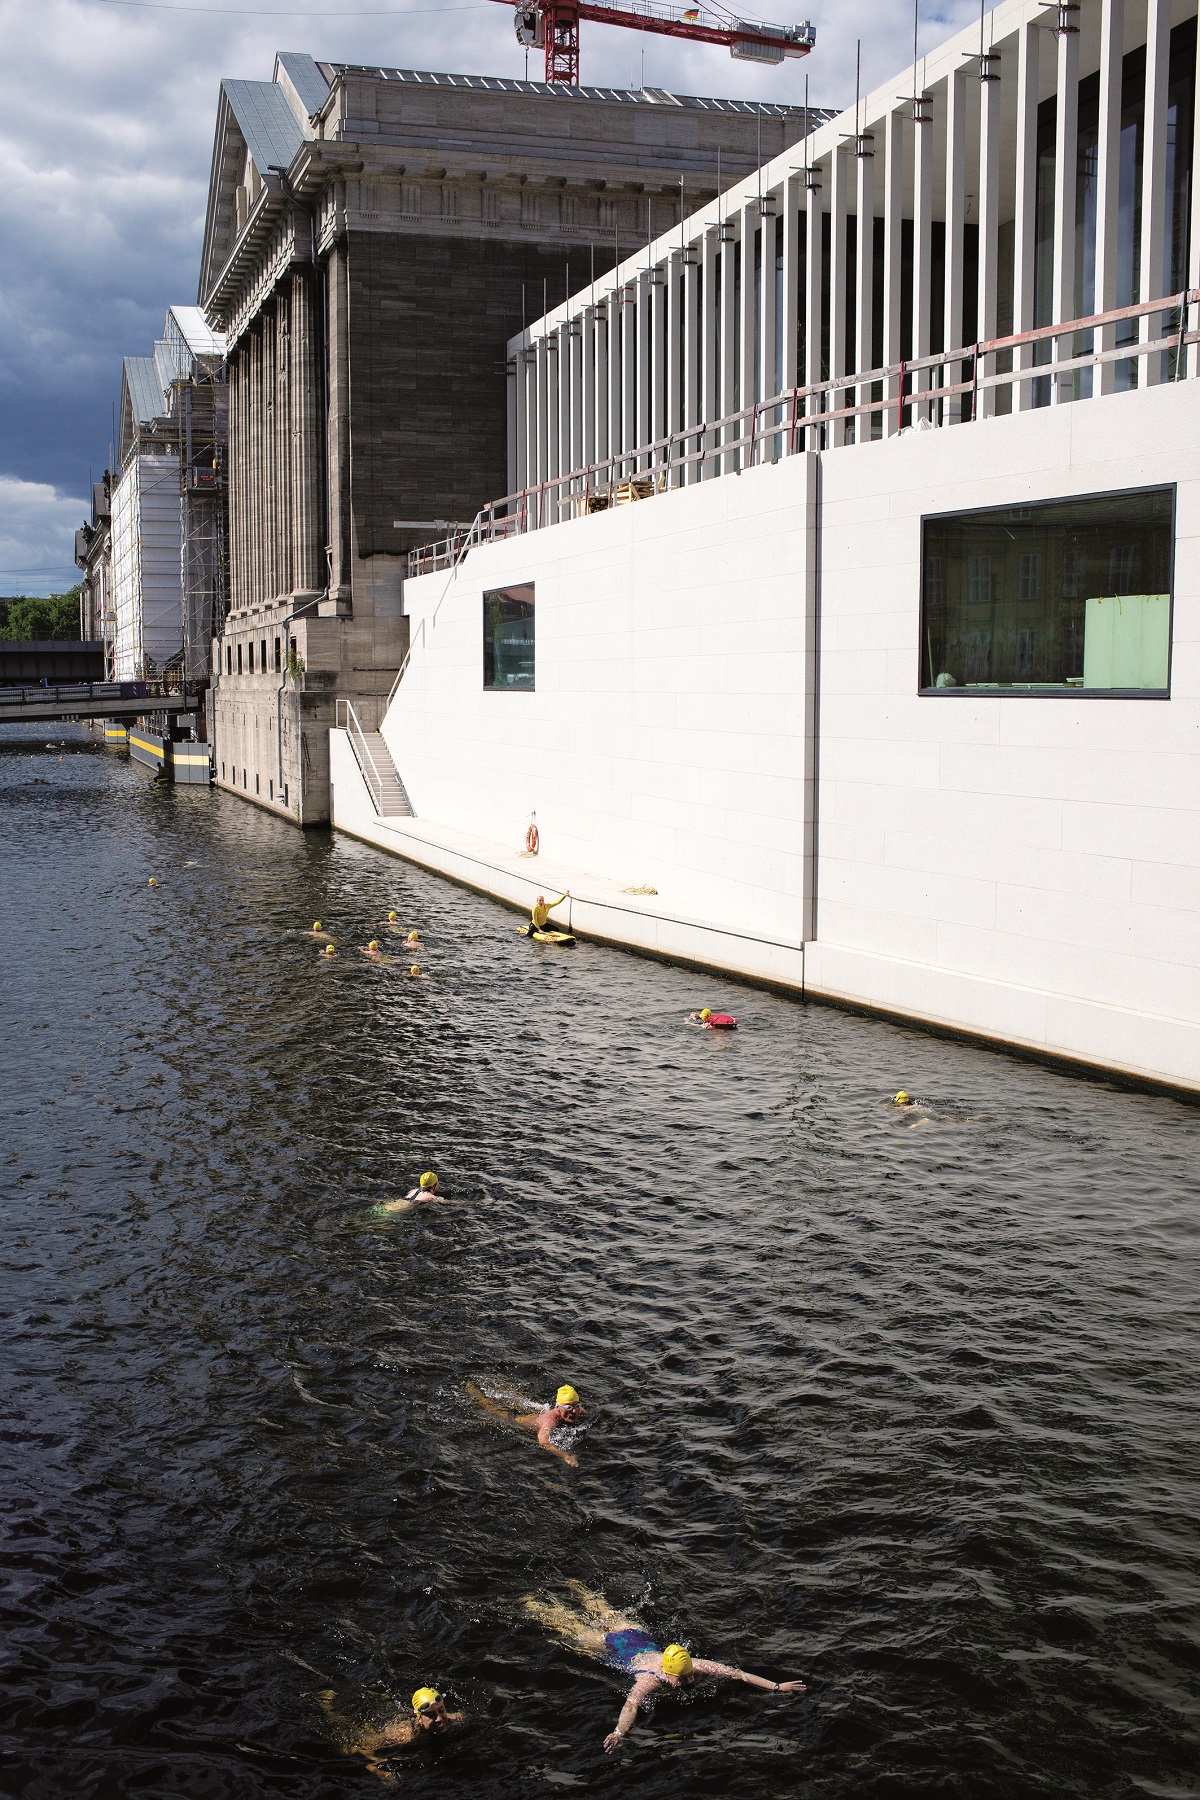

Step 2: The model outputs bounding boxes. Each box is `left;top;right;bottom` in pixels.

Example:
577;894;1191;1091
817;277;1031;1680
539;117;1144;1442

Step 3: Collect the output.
466;1380;586;1468
687;1008;737;1030
408;963;425;978
890;1089;934;1127
372;1171;462;1216
305;920;335;942
359;940;393;961
405;929;421;947
318;1686;466;1781
520;1583;805;1753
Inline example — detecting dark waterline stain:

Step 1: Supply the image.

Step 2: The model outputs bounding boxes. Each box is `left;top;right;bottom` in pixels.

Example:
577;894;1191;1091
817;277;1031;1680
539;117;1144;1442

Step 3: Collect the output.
2;723;1199;1799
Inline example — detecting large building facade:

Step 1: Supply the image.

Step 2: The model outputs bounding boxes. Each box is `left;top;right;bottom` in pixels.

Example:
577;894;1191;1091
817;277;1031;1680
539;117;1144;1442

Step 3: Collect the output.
330;0;1200;1094
198;51;828;821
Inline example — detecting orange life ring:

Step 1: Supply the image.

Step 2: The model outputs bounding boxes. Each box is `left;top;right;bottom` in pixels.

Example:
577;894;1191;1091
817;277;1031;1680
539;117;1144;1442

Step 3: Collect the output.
525;821;539;855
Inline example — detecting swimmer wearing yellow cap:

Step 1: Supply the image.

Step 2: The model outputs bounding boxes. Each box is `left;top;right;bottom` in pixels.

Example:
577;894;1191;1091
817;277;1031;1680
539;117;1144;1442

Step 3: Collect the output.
358;939;390;960
306;921;335;942
466;1379;587;1468
518;1583;806;1753
318;1683;465;1773
373;1170;466;1216
324;943;336;957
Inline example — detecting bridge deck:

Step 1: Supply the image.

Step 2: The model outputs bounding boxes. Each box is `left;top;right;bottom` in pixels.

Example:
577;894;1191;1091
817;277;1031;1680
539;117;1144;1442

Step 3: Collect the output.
0;683;206;726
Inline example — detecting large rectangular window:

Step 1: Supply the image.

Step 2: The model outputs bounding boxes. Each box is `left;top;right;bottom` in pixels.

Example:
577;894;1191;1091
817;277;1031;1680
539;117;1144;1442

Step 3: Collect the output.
483;583;535;690
921;488;1173;695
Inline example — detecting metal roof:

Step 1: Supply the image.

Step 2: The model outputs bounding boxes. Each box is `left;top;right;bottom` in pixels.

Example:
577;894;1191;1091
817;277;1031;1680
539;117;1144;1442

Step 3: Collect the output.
168;305;225;360
319;64;819;116
221;78;307;174
123;356;166;426
275;50;330;119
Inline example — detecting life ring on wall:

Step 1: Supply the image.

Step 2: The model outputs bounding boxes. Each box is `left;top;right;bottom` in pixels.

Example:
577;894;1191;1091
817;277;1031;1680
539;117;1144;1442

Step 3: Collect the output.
525;820;540;855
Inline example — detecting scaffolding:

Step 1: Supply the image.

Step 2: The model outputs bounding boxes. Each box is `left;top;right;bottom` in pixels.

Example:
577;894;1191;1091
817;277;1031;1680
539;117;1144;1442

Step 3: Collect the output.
180;374;228;682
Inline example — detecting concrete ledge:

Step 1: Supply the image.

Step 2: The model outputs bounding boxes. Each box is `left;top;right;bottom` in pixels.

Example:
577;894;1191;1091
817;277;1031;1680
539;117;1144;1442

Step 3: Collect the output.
329;730;805;989
803;940;1200;1098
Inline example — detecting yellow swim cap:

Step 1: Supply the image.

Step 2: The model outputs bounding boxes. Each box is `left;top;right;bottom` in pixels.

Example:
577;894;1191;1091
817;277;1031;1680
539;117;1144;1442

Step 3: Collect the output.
325;944;335;956
661;1645;693;1677
368;941;379;951
556;1384;580;1406
148;877;157;886
419;1171;438;1190
388;911;398;921
411;1687;440;1713
699;1008;713;1022
410;964;421;976
313;922;322;932
894;1090;911;1105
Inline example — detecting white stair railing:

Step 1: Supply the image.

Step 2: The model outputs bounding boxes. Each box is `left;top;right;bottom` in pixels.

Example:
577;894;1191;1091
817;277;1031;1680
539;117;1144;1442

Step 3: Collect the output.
335;697;384;812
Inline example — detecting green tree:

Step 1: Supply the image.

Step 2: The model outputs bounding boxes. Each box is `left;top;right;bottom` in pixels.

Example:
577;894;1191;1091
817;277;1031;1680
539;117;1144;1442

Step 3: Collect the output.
0;589;82;641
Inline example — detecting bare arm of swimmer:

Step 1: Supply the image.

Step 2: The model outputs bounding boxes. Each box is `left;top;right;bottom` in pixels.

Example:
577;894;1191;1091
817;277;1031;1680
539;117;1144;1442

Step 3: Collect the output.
690;1659;807;1691
603;1673;660;1752
515;1407;579;1468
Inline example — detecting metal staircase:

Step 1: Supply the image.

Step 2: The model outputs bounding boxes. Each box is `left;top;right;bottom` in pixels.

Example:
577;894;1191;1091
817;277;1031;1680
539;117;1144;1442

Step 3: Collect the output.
336;699;414;817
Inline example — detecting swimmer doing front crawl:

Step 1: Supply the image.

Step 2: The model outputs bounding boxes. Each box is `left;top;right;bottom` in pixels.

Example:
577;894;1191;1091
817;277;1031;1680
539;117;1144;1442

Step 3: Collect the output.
466;1379;586;1467
521;1582;805;1752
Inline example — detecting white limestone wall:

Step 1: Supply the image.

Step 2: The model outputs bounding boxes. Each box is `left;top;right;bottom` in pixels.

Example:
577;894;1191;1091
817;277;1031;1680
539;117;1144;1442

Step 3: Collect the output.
382;380;1200;1090
806;379;1200;1089
387;459;815;944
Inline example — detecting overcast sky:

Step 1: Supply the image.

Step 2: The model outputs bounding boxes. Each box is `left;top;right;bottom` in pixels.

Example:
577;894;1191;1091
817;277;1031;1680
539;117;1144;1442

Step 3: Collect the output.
0;0;972;595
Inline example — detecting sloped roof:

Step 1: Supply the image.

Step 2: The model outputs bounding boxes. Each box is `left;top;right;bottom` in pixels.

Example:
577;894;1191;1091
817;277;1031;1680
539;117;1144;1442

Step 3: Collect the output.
124;356;166;426
222;78;307;173
168;305;225;360
275;50;330;119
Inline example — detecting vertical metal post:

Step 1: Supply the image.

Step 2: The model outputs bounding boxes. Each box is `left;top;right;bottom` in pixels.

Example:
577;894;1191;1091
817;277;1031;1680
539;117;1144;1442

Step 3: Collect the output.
667;250;683;478
720;219;738;473
581;307;596;469
684;244;700;481
607;289;622;473
759;197;779;455
636;270;653;466
913;99;934;419
782;173;802;405
702;227;719;476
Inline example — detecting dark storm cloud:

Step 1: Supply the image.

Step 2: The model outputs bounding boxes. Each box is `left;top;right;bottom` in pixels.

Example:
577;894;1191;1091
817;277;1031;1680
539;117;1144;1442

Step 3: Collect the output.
0;0;973;592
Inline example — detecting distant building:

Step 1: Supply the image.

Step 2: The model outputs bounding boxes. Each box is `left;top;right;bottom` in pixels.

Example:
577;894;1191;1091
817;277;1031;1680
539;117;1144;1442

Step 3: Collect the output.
197;51;829;821
75;475;112;650
95;306;228;683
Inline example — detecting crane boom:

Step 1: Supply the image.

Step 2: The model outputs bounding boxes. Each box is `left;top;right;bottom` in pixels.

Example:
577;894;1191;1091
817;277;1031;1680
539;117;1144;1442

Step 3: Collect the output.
503;0;814;86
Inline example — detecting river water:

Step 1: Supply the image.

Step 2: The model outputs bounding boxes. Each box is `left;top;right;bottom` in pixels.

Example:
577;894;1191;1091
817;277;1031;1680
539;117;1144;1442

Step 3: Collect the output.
2;723;1198;1799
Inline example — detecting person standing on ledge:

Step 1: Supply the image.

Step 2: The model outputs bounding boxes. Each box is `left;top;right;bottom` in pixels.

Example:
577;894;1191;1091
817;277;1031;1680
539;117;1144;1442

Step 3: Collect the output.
530;891;568;932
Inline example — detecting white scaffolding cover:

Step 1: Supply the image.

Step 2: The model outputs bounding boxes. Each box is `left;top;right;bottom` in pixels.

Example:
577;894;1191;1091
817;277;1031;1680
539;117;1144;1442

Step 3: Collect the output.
110;456;184;680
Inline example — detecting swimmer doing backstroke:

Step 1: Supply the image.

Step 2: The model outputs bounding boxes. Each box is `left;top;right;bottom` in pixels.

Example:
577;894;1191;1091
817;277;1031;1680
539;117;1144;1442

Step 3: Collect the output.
466;1380;587;1468
521;1583;805;1752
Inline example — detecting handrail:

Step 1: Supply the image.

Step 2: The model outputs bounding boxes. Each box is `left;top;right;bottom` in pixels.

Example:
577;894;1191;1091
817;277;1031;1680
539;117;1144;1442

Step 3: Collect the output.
407;286;1200;576
335;696;385;813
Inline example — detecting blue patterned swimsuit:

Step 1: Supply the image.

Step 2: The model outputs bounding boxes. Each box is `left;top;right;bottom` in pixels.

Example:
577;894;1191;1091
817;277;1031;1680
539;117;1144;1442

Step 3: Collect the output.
604;1628;661;1673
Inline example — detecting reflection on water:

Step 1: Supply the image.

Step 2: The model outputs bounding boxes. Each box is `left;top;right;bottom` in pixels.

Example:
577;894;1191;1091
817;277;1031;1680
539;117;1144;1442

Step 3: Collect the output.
2;724;1199;1799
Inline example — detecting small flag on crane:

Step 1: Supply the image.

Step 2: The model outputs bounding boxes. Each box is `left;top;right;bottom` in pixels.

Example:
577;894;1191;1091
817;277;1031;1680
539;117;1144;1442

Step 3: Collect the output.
681;7;700;16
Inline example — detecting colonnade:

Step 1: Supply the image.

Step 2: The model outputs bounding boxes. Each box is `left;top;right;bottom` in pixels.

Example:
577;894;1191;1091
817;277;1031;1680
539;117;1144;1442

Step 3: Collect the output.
508;0;1200;509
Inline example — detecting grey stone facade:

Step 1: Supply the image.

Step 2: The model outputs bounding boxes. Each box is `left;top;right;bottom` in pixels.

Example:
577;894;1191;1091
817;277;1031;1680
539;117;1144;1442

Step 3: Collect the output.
199;54;822;824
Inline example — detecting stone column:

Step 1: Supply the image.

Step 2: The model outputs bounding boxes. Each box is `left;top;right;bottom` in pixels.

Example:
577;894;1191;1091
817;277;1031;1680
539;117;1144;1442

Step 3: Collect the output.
1013;19;1041;411
977;64;1002;417
1141;0;1171;384
739;200;757;462
324;238;353;605
805;170;823;444
855;139;875;441
1051;22;1079;403
290;269;323;594
828;147;849;444
943;70;967;422
882;111;904;435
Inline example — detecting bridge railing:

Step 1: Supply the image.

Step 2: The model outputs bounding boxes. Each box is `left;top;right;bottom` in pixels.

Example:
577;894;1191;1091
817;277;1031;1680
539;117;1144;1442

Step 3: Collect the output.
0;679;206;708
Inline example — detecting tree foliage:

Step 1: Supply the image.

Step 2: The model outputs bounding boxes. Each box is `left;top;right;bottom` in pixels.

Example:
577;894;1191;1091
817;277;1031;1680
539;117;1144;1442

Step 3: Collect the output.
0;589;82;641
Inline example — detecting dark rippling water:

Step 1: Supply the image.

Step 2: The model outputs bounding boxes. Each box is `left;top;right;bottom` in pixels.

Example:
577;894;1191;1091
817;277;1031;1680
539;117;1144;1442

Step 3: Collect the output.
3;724;1199;1800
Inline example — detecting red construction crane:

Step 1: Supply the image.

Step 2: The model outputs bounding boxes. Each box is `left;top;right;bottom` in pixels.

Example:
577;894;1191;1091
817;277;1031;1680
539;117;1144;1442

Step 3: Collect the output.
502;0;815;88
